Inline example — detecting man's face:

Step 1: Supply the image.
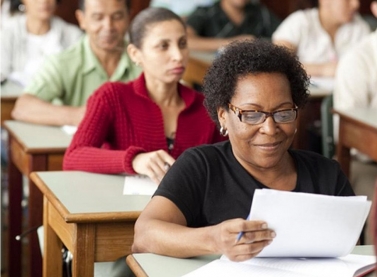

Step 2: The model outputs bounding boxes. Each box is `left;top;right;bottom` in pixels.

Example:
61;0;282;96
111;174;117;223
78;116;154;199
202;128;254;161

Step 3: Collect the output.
77;0;129;53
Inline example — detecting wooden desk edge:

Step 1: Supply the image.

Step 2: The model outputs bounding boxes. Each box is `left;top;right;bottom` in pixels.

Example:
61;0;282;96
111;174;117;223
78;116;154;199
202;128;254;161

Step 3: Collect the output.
332;109;377;132
3;121;69;154
30;171;71;217
126;255;148;277
30;171;143;223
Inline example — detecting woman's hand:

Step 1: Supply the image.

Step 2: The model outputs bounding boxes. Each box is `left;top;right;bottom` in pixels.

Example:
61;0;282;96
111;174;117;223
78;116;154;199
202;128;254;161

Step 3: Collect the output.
132;150;176;183
212;218;275;262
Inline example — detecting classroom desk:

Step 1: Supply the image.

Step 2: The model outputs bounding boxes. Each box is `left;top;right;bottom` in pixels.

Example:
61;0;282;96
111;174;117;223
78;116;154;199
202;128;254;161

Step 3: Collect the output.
31;171;151;277
0;81;23;125
333;108;377;178
182;51;214;88
127;245;376;277
3;120;73;277
182;51;331;152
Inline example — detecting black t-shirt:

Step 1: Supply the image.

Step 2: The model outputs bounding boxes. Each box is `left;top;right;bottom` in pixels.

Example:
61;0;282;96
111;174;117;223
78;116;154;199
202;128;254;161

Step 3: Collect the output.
154;141;354;227
186;2;281;38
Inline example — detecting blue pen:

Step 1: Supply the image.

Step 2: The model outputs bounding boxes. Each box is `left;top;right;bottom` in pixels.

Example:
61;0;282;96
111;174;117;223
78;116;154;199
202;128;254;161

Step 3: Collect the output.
235;214;250;242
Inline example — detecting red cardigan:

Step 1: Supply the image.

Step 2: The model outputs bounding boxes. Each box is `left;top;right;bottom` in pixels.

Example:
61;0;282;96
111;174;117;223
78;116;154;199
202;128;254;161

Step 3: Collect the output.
63;74;224;174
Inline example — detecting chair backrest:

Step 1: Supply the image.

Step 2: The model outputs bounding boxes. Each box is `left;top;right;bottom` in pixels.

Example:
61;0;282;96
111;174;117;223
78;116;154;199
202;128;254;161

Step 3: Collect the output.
320;94;335;159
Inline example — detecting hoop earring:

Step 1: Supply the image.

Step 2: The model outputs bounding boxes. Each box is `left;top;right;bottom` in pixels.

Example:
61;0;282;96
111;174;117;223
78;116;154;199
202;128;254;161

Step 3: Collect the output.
220;126;228;137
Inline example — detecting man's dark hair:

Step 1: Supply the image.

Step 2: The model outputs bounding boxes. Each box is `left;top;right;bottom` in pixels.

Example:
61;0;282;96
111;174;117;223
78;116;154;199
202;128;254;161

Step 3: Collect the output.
129;7;185;49
78;0;130;11
203;39;310;127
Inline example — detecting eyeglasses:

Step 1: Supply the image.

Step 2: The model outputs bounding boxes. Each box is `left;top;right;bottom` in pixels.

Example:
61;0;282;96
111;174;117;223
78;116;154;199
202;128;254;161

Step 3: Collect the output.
228;103;298;125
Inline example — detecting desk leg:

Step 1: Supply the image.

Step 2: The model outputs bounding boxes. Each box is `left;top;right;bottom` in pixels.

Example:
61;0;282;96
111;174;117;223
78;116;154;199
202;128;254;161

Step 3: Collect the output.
43;197;62;277
72;224;95;277
337;119;351;178
7;137;23;277
28;155;46;277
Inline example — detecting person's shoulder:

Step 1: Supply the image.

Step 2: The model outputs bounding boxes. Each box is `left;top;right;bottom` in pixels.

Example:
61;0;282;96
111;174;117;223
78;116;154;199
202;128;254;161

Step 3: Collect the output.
51;16;78;29
189;2;221;17
94;80;132;99
51;16;82;36
47;36;85;62
286;8;317;24
1;13;24;32
179;83;204;100
339;31;376;66
350;13;371;30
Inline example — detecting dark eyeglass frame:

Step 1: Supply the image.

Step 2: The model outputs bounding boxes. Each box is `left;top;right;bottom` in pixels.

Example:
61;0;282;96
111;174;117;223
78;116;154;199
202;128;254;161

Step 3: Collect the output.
228;103;298;125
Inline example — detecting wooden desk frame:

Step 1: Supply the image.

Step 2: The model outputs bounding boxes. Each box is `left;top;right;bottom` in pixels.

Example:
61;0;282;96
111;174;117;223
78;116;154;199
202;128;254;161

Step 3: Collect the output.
1;96;17;125
31;172;141;277
335;111;377;178
5;126;66;277
126;255;148;277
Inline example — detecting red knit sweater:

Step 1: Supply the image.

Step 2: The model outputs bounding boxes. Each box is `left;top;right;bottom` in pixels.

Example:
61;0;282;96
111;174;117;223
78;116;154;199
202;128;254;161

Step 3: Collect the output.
63;74;224;174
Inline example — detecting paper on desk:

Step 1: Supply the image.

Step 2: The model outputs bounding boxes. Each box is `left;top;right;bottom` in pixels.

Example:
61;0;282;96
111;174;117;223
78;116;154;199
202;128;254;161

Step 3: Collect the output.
61;125;77;135
249;189;371;258
123;175;157;195
183;254;376;277
310;76;334;91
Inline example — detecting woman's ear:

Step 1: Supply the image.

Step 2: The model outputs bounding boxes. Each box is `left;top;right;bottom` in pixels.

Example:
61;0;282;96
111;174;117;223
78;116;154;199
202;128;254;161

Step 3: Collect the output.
371;1;377;18
217;106;227;127
127;44;141;66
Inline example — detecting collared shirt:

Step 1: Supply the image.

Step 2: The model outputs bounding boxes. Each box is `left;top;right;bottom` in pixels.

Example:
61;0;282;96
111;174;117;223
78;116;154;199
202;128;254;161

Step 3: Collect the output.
186;2;281;39
272;8;371;64
25;35;141;106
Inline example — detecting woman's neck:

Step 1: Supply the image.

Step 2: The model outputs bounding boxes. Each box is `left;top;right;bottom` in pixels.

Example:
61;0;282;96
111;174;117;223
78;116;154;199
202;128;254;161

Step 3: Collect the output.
26;16;51;35
145;76;182;107
243;152;297;191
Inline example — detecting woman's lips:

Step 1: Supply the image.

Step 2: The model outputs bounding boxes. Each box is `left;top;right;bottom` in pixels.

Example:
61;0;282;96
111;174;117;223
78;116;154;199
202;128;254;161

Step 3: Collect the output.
254;142;281;150
170;67;185;75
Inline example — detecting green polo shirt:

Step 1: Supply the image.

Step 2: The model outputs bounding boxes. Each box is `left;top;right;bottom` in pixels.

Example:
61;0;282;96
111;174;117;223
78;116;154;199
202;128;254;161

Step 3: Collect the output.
25;35;141;106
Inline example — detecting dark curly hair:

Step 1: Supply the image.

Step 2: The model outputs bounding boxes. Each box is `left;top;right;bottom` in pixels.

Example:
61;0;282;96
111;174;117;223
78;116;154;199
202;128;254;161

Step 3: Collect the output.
203;39;310;127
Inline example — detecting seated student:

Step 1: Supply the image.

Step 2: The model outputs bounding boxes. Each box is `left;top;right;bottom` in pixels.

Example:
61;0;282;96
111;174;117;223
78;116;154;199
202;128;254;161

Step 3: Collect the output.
185;0;281;51
333;1;377;244
272;0;370;78
132;40;355;261
1;0;82;86
11;0;141;127
63;7;225;184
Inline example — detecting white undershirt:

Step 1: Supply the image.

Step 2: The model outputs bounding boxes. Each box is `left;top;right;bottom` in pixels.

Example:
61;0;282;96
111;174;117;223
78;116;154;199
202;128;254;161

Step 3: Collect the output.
9;29;63;86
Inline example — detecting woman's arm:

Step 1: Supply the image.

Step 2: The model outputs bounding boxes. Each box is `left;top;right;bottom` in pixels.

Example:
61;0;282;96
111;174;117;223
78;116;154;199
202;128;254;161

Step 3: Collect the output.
133;196;275;261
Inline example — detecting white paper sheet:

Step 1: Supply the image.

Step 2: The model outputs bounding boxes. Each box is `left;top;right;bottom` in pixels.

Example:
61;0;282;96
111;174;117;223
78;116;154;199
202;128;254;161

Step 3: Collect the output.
249;189;371;257
122;175;157;195
310;76;335;91
183;254;376;277
61;125;77;135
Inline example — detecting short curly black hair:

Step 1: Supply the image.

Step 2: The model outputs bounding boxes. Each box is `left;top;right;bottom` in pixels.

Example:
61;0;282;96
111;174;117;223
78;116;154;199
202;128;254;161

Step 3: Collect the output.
203;39;310;127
